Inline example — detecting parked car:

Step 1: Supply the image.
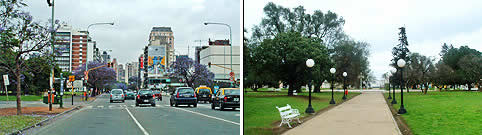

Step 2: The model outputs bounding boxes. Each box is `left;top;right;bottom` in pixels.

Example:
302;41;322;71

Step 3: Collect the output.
211;88;240;110
170;87;197;107
153;91;162;101
195;86;212;103
125;92;136;100
136;89;156;107
110;89;125;103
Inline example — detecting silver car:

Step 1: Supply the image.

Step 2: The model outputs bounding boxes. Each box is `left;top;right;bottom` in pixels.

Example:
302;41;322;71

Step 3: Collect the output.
110;89;125;103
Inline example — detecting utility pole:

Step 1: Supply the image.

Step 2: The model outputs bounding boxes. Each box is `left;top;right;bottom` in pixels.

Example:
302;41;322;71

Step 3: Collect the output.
47;0;55;112
60;73;63;108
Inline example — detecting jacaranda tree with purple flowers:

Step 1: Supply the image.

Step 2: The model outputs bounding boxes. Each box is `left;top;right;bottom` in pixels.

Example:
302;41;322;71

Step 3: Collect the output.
73;61;116;96
170;57;215;88
0;0;60;115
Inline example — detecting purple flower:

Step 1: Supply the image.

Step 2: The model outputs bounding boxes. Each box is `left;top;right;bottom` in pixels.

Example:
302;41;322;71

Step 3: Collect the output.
0;27;4;33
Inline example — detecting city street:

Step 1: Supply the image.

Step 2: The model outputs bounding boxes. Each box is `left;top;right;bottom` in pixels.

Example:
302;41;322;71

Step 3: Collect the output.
28;93;240;135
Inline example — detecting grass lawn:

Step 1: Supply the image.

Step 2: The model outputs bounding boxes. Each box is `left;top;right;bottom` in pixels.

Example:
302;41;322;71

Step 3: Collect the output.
244;91;360;135
386;91;481;135
0;115;44;134
0;95;43;101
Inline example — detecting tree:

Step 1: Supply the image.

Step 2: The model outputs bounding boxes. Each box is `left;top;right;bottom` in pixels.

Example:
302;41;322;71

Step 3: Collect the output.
332;39;372;88
74;61;116;96
128;76;139;90
255;31;328;96
0;0;58;115
170;57;214;89
114;82;127;90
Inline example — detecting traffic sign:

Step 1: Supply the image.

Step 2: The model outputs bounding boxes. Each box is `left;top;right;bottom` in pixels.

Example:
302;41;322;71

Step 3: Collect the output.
69;75;75;82
73;80;83;88
66;81;73;88
3;75;9;85
229;72;235;77
84;71;88;81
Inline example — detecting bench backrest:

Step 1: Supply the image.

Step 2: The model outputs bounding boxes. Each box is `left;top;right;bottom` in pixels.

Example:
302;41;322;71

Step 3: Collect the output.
276;104;293;116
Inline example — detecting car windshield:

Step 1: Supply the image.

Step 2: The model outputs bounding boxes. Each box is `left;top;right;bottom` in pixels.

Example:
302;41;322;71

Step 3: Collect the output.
224;89;240;95
139;90;152;95
199;89;210;94
178;88;194;94
154;91;160;94
112;90;123;94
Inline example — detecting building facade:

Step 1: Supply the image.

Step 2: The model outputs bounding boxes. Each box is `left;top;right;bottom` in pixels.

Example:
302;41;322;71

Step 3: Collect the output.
197;39;240;82
54;24;91;72
126;62;139;80
148;27;174;66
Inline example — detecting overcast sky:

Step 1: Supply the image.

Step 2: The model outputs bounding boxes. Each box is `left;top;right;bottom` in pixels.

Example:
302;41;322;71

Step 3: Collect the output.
244;0;482;81
25;0;240;65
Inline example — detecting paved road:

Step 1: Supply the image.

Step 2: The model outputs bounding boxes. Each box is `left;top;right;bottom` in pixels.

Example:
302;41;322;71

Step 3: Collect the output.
28;93;240;135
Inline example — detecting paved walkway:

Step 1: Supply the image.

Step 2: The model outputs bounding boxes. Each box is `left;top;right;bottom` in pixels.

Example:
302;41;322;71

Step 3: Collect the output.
283;91;401;135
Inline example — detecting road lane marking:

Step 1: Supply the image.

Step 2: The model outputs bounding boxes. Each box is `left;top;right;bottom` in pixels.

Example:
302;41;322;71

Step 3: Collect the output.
169;106;240;126
97;106;104;108
125;107;150;135
235;114;240;117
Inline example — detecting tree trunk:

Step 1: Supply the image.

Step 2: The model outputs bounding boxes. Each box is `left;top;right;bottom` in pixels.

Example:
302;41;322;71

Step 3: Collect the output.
313;82;321;93
16;62;22;115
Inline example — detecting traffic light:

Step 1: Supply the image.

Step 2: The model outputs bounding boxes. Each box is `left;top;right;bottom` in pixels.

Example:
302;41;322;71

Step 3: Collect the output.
208;62;211;68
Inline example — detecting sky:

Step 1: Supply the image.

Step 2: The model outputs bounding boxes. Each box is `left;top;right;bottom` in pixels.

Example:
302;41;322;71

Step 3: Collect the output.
244;0;482;81
25;0;240;65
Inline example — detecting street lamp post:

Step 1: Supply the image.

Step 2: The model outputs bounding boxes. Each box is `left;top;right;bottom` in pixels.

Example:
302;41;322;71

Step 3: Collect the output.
391;68;397;104
204;22;232;81
305;59;315;114
85;22;114;94
329;68;336;104
397;59;407;114
342;72;347;100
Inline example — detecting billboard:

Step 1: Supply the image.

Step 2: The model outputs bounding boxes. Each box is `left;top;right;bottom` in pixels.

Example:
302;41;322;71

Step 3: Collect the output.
147;45;167;76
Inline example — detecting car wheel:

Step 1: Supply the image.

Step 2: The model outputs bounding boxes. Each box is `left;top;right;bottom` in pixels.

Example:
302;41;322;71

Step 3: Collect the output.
122;100;125;103
175;103;178;107
220;103;225;111
193;104;197;107
151;103;155;107
170;101;173;107
136;103;139;106
110;100;113;103
211;103;215;109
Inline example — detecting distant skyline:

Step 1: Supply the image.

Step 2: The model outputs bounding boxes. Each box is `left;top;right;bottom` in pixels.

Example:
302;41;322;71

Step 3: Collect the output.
26;0;240;65
244;0;482;81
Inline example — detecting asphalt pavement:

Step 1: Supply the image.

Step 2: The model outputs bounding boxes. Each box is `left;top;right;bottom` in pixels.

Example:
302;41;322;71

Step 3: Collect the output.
27;93;240;135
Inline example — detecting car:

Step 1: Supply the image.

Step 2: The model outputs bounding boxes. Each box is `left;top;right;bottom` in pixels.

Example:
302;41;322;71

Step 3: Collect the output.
125;92;136;100
110;89;125;103
136;89;156;107
153;91;162;101
211;88;240;110
170;87;197;107
195;86;212;103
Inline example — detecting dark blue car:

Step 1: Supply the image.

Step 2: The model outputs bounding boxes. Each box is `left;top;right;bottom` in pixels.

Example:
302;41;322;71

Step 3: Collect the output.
170;87;197;107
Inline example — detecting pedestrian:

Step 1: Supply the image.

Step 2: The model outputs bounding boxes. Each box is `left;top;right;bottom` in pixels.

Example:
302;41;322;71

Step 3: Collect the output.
84;91;87;101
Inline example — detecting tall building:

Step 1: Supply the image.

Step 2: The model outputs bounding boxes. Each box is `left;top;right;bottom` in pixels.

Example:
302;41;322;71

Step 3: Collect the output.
148;27;174;66
54;24;91;72
126;62;139;79
117;64;125;82
197;39;240;82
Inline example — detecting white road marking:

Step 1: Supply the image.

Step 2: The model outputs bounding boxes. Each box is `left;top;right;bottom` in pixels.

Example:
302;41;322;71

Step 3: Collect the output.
97;106;104;108
125;107;150;135
169;106;240;125
235;114;240;117
85;106;93;109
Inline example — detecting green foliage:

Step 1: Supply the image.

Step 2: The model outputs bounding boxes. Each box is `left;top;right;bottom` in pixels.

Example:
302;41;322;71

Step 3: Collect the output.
332;40;372;88
0;95;42;101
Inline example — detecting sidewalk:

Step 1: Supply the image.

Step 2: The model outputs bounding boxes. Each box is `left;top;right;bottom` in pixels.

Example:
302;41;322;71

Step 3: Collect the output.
283;92;401;135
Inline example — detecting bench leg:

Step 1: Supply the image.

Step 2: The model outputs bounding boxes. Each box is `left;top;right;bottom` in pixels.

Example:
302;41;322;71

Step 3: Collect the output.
296;117;302;123
279;122;284;127
287;122;292;128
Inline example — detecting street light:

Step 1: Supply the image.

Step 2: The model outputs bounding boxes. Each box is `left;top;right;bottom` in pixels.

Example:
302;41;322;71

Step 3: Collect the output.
390;68;397;104
342;72;347;100
305;59;315;114
85;22;114;94
397;59;407;114
329;68;336;104
204;22;232;80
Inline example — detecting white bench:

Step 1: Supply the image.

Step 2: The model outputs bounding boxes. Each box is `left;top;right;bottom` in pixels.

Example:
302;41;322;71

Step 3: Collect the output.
276;104;302;128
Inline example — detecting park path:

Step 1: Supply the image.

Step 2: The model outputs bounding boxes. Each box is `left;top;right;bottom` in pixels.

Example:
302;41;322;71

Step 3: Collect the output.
283;91;401;135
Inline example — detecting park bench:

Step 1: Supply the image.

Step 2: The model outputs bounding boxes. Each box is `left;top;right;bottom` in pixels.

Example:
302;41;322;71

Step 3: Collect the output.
276;104;302;128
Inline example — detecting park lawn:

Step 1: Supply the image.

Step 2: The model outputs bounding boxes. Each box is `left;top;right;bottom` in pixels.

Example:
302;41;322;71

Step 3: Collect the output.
0;95;43;101
387;92;481;135
244;91;360;135
0;115;44;134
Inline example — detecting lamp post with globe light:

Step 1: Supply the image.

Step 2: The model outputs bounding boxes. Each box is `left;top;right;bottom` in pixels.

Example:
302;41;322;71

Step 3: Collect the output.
305;59;315;114
342;72;347;100
390;68;397;105
329;68;336;104
397;59;407;114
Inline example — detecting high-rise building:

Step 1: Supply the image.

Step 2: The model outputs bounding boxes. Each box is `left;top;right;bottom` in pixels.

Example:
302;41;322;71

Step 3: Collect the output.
54;24;92;72
148;27;174;67
126;62;139;79
117;64;125;82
